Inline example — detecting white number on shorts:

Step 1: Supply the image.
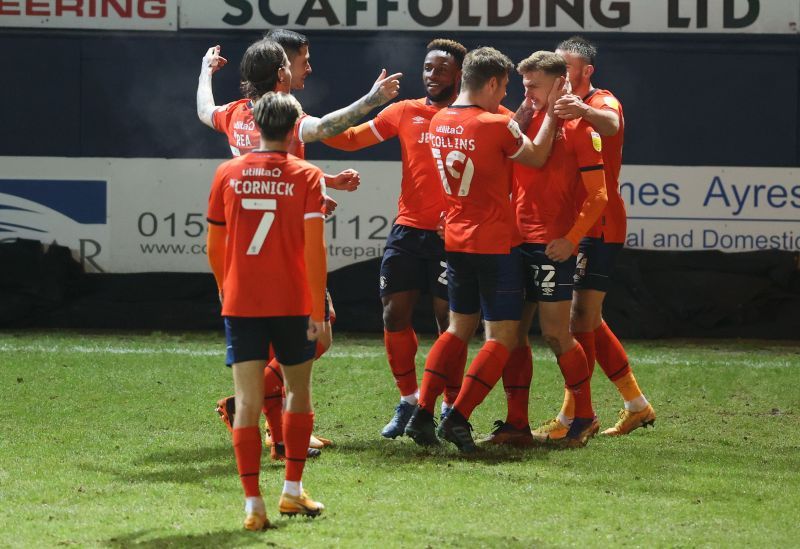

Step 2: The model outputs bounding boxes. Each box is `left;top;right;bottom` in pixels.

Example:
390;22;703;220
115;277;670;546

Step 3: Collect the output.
432;147;475;197
242;198;277;255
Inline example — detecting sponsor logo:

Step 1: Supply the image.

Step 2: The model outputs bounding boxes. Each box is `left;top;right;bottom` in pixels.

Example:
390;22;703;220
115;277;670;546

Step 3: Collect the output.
435;124;464;135
379;275;388;290
411;116;426;125
0;179;108;271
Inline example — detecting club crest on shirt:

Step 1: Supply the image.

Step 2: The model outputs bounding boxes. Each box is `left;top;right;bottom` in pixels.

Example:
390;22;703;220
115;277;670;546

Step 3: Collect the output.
591;131;602;152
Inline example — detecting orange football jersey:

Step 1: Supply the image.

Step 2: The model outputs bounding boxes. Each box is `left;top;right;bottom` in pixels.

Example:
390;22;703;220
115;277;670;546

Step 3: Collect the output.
584;89;626;242
212;99;307;159
207;151;325;317
367;98;448;230
514;112;604;245
429;105;525;254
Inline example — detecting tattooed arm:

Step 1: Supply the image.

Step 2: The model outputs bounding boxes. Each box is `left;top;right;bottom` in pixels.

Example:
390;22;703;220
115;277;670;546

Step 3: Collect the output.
513;97;536;134
197;45;227;128
300;69;402;143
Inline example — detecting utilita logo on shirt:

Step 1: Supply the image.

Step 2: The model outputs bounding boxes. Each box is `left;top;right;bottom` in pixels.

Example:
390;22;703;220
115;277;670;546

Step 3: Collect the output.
435;125;465;135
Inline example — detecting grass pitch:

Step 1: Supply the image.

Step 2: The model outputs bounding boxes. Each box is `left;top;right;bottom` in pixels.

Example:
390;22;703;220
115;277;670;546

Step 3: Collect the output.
1;331;799;548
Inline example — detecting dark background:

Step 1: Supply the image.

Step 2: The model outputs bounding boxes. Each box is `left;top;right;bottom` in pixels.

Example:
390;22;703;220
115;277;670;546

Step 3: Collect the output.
3;29;799;166
2;28;799;337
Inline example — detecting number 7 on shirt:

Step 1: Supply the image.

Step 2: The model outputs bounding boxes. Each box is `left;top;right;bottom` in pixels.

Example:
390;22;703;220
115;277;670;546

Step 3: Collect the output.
243;198;277;255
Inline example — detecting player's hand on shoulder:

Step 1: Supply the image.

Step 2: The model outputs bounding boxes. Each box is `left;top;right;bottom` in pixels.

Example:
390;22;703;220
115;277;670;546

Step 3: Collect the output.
327;169;361;192
322;193;338;216
307;318;324;341
545;238;575;263
203;45;228;73
369;68;403;106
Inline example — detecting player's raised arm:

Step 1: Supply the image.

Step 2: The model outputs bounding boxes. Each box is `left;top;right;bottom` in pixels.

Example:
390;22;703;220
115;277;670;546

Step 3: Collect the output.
300;69;403;143
197;45;228;128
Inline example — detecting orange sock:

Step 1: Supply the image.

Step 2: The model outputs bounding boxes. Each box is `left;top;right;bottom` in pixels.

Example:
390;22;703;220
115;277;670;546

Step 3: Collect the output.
283;412;314;482
573;331;596;377
558;387;575;420
262;360;284;444
614;371;644;402
594;321;631;381
315;341;327;359
232;427;262;497
443;342;468;407
384;327;419;396
419;331;467;414
453;340;510;420
502;346;532;429
556;343;593;419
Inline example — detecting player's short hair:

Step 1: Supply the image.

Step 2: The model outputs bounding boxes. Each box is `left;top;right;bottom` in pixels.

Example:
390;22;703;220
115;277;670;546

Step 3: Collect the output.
517;51;567;77
556;35;597;66
252;92;302;141
265;29;310;59
426;38;467;68
239;39;286;100
461;47;513;92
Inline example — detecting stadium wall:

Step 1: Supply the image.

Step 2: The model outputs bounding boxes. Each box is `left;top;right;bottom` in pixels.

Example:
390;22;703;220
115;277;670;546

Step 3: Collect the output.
1;14;799;337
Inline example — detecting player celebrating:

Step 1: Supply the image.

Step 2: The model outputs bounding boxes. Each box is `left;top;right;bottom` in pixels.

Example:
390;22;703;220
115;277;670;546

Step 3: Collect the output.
485;51;608;449
532;36;655;441
198;37;401;453
404;47;563;452
206;92;328;529
323;39;468;439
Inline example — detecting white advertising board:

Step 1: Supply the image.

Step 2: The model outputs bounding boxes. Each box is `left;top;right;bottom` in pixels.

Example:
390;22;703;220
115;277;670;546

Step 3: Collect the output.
0;0;178;30
0;157;798;274
180;0;799;34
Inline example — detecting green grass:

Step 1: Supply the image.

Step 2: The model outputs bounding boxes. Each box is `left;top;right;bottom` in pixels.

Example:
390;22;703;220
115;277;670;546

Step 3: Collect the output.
1;331;799;548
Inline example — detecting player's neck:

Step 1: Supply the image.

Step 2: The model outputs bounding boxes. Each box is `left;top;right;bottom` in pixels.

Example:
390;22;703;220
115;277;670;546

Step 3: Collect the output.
258;136;290;152
453;90;489;110
429;92;458;109
573;82;593;99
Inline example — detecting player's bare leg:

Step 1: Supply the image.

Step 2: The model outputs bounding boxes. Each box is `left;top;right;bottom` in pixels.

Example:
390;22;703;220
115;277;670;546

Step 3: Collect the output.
278;358;324;517
533;301;598;447
231;360;269;530
482;302;537;446
571;289;655;435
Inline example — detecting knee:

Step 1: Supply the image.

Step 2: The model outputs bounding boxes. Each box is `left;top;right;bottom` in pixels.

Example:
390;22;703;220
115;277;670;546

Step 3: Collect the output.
570;303;593;333
542;331;569;356
382;302;411;332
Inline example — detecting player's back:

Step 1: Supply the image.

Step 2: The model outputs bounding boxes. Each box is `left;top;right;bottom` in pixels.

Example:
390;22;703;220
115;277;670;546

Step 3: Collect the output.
515;113;600;243
207;151;324;317
429;105;525;254
213;99;307;158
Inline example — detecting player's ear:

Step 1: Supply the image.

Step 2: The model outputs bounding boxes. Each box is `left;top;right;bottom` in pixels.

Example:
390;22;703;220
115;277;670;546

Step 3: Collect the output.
585;64;595;80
